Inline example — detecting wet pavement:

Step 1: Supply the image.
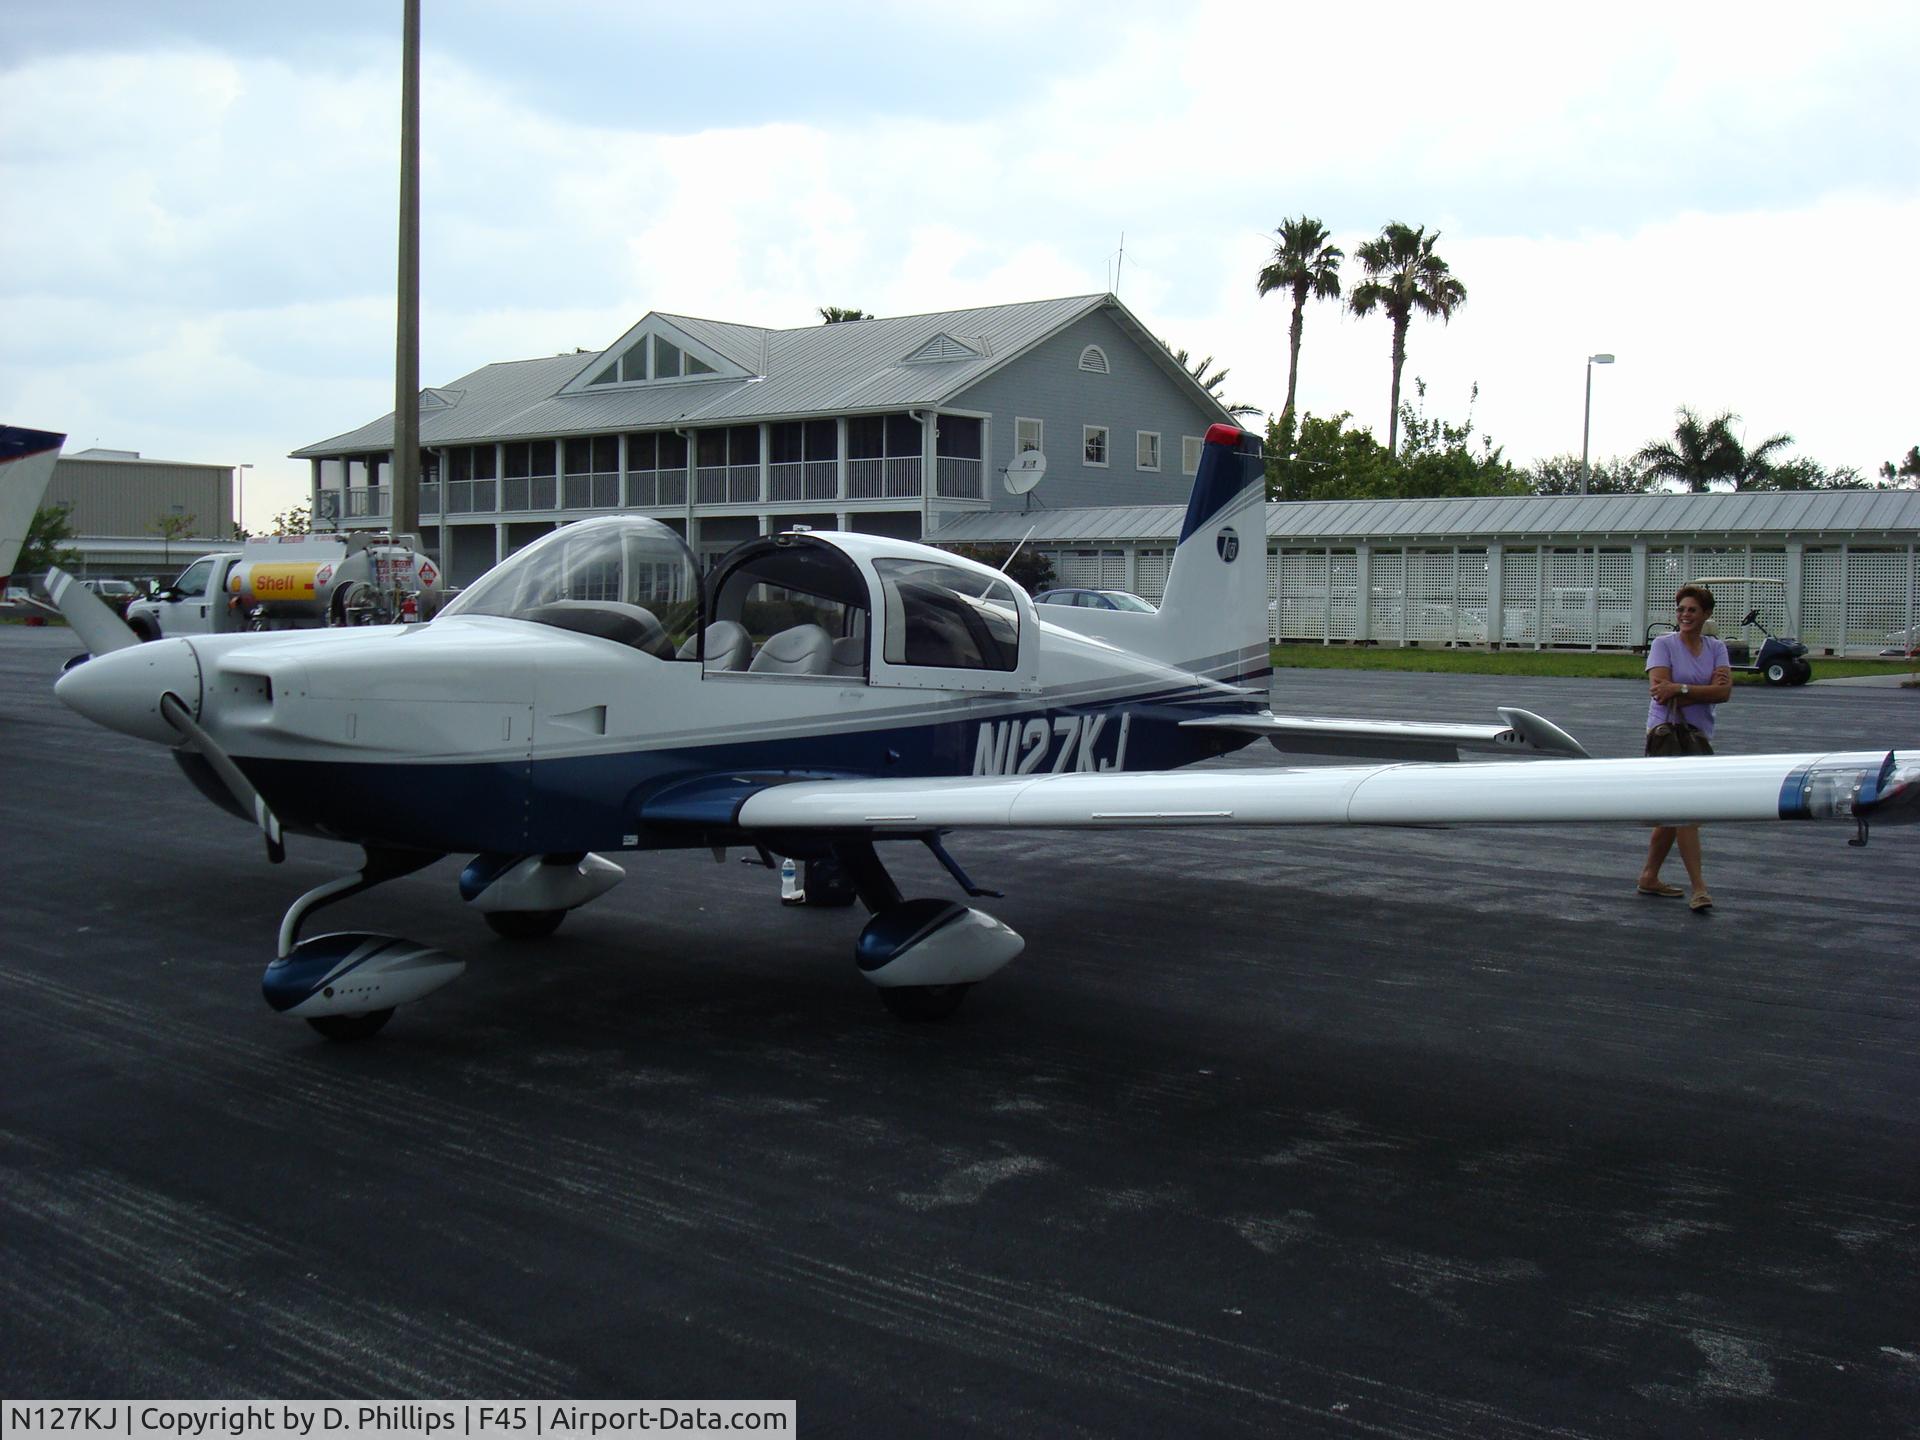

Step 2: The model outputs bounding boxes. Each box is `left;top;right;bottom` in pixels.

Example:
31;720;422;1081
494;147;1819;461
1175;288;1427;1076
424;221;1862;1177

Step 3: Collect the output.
3;624;1917;1436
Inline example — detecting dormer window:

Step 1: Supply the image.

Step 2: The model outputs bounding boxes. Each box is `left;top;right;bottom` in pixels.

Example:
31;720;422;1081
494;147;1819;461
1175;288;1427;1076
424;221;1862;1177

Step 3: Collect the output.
585;333;721;388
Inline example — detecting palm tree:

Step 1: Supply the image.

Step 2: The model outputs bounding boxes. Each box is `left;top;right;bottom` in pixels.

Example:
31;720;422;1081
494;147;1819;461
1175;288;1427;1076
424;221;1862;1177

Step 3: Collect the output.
817;306;872;324
1635;408;1793;492
1255;216;1343;431
1169;346;1260;417
1346;223;1467;453
1720;419;1795;491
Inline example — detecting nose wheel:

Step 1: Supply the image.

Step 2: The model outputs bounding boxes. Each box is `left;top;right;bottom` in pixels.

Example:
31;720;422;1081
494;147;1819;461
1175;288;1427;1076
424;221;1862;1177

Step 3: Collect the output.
877;983;972;1022
305;1008;395;1042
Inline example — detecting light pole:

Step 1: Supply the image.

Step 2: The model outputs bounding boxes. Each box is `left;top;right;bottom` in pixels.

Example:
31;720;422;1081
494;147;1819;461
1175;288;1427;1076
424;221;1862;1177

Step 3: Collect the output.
1580;353;1615;494
237;462;253;535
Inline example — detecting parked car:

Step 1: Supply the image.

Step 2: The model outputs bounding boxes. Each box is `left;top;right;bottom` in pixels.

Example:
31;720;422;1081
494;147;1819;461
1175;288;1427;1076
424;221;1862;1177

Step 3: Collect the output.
1032;588;1157;612
80;577;140;617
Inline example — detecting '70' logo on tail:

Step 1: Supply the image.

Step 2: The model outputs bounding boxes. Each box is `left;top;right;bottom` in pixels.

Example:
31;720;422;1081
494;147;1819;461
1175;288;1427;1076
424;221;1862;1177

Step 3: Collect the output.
973;711;1133;775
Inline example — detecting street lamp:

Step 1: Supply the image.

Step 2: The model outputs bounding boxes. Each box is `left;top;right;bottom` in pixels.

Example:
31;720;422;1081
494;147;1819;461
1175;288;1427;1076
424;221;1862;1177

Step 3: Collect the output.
1580;353;1615;494
237;462;253;535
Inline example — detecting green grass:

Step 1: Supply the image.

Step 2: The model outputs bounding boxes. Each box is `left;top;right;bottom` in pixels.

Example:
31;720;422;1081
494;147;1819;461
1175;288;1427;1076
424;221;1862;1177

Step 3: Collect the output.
1271;643;1920;683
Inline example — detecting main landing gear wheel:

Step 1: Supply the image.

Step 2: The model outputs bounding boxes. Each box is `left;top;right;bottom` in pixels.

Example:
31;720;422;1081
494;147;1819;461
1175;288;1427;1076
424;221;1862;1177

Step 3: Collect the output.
803;857;859;908
484;908;567;940
306;1008;395;1042
878;983;972;1022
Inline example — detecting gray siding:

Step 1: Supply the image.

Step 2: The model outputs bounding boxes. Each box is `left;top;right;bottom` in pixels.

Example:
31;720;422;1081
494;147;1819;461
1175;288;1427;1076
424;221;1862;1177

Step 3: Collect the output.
46;457;235;539
951;310;1221;512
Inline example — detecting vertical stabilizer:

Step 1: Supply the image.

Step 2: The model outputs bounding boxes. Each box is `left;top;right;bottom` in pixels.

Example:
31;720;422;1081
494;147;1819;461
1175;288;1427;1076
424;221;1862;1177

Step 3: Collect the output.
1132;425;1268;685
1;427;67;582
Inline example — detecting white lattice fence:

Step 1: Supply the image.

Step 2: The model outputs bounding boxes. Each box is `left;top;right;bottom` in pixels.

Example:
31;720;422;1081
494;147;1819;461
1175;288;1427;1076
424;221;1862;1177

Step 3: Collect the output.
1405;552;1455;642
1330;552;1359;640
1369;551;1405;642
1597;550;1634;646
1801;550;1845;650
1134;550;1171;606
1502;550;1540;644
1278;550;1328;641
1847;550;1910;653
1545;549;1597;646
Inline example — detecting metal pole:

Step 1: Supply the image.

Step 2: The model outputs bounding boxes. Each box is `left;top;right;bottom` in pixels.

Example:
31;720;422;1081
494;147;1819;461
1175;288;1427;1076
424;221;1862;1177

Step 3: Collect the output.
1580;358;1593;495
390;0;421;542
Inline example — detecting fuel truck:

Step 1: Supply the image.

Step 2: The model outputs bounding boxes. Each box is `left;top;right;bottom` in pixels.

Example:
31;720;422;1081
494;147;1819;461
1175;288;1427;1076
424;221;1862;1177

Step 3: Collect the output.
125;532;442;642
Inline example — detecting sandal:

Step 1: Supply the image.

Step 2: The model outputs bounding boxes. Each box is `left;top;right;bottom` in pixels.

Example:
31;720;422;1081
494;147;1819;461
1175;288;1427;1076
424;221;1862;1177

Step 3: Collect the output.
1689;892;1714;912
1637;882;1684;898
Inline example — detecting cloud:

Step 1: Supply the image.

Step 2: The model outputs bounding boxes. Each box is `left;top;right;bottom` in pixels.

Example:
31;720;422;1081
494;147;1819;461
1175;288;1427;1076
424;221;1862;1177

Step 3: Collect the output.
2;0;1915;525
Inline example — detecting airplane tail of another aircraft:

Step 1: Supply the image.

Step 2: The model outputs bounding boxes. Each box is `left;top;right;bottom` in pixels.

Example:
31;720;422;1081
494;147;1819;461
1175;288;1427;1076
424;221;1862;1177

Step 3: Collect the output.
1;426;67;583
1133;423;1270;686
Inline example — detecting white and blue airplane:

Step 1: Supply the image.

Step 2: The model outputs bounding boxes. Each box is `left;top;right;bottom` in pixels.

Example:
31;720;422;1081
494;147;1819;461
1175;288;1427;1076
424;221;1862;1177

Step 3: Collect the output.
47;426;1918;1039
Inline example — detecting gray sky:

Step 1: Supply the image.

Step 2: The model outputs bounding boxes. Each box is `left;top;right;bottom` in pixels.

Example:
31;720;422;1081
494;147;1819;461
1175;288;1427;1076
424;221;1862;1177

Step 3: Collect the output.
3;0;1915;527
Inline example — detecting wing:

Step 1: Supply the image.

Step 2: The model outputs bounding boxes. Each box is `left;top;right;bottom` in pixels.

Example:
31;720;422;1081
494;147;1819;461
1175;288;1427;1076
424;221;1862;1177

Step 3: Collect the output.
1181;706;1589;760
701;750;1917;836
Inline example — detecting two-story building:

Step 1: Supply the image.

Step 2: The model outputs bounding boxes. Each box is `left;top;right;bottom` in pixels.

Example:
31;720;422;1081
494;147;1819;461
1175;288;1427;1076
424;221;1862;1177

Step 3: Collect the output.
293;293;1235;585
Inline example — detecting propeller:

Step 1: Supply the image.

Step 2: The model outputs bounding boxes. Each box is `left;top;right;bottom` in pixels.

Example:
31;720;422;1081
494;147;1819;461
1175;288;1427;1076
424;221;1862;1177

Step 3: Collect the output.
158;690;286;864
44;568;139;657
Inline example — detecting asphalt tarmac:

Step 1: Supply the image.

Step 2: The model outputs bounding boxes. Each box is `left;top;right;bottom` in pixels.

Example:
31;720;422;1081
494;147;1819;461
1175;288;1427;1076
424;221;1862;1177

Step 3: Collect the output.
3;623;1917;1437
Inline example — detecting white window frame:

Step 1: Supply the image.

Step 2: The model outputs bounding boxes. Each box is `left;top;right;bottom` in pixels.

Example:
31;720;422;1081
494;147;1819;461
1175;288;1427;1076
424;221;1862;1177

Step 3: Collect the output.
1136;431;1161;472
1015;417;1044;455
1083;425;1109;469
1182;435;1202;476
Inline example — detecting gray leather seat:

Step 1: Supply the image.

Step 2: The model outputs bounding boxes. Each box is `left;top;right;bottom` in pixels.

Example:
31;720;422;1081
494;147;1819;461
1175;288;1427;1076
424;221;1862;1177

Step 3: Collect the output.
827;635;865;677
675;620;751;671
749;623;833;674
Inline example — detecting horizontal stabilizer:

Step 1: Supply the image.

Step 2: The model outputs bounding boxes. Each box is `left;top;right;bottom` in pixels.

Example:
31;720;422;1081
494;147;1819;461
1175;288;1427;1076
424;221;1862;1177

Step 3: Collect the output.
1180;706;1588;761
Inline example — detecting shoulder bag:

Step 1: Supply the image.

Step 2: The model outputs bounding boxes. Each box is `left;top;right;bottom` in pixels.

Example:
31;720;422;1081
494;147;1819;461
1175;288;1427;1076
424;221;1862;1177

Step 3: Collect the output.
1647;693;1711;757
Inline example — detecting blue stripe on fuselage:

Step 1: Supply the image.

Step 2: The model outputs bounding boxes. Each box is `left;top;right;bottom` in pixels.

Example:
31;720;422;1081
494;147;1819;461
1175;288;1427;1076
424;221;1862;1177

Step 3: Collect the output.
236;685;1261;855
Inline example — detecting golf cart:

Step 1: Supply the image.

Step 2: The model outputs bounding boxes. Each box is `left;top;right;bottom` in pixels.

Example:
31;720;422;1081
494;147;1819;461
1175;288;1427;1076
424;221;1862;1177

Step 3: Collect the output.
1660;576;1812;686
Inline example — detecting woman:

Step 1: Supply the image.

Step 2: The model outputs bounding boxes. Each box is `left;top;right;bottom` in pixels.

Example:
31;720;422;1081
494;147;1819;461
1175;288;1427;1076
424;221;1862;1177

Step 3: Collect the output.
1639;584;1733;911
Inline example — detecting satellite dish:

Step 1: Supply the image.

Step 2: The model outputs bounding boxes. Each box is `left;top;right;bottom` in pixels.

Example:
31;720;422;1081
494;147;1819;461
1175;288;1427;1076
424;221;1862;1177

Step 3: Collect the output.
1003;450;1046;496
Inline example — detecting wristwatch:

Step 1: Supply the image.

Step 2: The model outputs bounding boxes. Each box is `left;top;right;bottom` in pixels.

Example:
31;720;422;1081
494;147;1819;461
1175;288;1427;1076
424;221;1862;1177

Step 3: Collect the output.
1680;684;1691;696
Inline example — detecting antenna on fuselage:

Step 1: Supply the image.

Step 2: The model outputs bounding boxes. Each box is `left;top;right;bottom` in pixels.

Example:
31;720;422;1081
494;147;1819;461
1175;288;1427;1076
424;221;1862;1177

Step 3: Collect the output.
1000;525;1037;575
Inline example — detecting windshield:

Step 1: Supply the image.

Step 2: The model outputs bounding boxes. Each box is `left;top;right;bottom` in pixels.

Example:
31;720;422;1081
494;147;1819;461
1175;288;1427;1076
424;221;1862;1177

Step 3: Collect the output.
441;516;700;656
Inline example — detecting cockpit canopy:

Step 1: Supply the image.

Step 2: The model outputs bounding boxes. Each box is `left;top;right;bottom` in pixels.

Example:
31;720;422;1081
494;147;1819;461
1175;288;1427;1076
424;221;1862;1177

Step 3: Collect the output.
440;515;700;657
441;519;1034;691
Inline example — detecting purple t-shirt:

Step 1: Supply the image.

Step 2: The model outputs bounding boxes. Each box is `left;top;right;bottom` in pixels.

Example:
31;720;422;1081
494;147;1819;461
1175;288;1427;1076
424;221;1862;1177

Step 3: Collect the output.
1646;631;1729;736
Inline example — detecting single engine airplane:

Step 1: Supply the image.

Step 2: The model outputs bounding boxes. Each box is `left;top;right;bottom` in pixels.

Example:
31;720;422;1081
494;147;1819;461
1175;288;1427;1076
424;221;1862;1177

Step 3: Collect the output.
47;426;1917;1039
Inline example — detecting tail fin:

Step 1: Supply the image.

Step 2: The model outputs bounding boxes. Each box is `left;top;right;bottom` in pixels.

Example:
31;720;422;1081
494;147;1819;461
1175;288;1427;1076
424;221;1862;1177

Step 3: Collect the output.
1135;425;1268;685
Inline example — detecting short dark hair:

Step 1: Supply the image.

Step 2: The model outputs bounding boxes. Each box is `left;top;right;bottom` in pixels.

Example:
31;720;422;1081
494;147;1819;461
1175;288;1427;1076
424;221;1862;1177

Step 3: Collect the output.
1675;583;1715;615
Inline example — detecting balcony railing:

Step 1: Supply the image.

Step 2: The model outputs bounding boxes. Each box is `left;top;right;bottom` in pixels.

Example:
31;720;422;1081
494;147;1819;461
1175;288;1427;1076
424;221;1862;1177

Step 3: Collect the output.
563;473;621;509
767;460;839;503
346;487;390;518
697;463;761;505
501;476;558;512
420;481;439;516
626;469;688;507
848;456;922;500
934;456;985;500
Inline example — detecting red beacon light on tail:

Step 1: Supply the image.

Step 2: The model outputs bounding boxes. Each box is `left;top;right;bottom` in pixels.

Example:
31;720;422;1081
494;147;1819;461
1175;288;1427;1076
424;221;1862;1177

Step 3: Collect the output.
1204;423;1245;447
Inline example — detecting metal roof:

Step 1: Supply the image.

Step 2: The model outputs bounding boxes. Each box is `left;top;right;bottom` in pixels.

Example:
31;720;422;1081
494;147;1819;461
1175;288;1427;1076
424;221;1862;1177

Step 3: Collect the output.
929;489;1920;547
293;293;1229;458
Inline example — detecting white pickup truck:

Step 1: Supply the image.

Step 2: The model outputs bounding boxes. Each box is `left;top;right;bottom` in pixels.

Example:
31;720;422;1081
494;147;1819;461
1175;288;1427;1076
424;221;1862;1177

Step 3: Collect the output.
126;532;441;641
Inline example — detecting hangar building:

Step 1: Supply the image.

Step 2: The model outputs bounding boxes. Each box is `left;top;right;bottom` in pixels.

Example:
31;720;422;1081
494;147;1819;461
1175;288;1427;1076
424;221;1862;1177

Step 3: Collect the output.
932;489;1920;657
